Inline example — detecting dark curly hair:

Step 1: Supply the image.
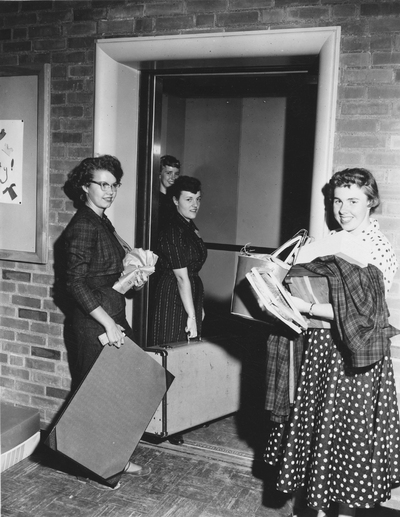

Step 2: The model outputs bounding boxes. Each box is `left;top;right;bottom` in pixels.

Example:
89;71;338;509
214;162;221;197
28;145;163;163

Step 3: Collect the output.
326;168;380;213
63;155;123;207
170;176;201;199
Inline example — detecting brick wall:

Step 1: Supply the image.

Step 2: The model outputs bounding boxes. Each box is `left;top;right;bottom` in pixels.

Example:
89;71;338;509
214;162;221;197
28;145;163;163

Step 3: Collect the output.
1;0;400;426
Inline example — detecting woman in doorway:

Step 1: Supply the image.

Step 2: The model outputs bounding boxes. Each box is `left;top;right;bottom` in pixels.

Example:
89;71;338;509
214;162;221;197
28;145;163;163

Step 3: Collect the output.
264;168;400;517
63;155;149;476
149;176;207;444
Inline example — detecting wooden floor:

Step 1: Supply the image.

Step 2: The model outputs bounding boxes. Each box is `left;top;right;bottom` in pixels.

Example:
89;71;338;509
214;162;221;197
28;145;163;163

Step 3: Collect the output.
2;414;400;517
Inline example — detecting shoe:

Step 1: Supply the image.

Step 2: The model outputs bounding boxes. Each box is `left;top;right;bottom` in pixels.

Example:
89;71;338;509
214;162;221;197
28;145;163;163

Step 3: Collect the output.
76;476;121;490
123;462;152;476
168;434;184;445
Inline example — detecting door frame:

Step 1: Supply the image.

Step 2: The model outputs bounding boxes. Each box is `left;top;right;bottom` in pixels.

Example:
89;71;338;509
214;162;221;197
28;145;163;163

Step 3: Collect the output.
94;28;341;344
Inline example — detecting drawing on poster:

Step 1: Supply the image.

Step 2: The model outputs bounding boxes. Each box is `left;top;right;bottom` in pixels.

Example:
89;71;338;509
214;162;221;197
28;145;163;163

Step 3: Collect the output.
0;120;23;204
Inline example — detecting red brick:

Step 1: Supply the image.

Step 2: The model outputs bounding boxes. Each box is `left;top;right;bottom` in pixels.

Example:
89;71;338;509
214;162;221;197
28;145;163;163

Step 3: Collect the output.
18;284;48;298
0;378;16;389
3;342;31;355
52;133;83;144
216;11;258;26
0;328;15;341
32;346;61;361
373;53;400;66
46;386;69;399
52;105;84;118
287;6;329;20
30;322;62;337
341;53;371;68
369;86;400;100
146;2;183;16
276;0;319;4
1;316;29;331
187;0;227;13
33;39;66;51
19;309;48;322
31;371;63;387
369;18;400;34
1;365;30;380
3;41;32;52
64;21;97;36
15;380;45;395
0;2;19;14
261;8;286;23
332;4;357;19
341;102;389;116
338;86;366;100
26;357;55;373
73;7;108;22
12;295;41;309
0;353;8;363
340;134;385;149
97;20;135;34
337;119;378;133
135;18;154;33
343;69;393;84
10;355;24;367
155;15;195;30
3;270;31;282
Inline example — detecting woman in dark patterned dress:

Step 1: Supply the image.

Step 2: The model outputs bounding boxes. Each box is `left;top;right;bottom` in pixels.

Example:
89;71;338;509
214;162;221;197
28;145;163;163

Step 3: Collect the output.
150;175;207;346
149;176;207;445
264;169;400;517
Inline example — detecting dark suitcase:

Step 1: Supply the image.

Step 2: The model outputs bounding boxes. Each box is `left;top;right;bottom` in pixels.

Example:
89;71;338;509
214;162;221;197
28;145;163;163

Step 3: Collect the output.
45;337;171;487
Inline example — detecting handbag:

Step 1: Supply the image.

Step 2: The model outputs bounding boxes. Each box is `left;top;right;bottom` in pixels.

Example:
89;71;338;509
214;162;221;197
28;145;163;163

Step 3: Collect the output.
230;230;308;323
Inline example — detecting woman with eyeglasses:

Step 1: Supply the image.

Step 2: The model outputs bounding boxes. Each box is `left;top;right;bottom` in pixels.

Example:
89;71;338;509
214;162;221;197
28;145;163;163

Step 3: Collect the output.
63;155;150;476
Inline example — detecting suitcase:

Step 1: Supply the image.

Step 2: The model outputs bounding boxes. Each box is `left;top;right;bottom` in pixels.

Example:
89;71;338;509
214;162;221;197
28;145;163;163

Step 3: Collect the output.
45;337;171;487
144;337;243;437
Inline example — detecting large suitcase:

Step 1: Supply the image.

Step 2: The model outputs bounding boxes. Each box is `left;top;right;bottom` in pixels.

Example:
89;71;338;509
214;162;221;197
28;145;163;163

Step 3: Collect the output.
144;337;243;437
45;337;171;487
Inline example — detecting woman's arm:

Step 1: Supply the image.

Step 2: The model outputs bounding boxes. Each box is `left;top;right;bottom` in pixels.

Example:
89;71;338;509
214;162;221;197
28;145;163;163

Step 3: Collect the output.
90;306;125;347
173;267;198;338
290;295;334;321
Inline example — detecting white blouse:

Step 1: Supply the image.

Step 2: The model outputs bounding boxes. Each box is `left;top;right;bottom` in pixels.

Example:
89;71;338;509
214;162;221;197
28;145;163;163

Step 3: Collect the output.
360;218;398;293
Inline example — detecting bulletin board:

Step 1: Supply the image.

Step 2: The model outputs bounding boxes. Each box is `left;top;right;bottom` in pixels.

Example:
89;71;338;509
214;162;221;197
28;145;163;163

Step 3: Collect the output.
0;64;50;263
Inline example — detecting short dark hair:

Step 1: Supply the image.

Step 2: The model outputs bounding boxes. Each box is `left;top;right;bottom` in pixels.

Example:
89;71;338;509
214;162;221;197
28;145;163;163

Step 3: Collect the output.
160;155;180;170
63;155;123;206
170;176;201;199
326;168;380;213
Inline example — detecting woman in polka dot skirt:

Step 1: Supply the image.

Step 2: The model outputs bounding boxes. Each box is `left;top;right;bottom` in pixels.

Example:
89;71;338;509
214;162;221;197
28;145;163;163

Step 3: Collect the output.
264;169;400;517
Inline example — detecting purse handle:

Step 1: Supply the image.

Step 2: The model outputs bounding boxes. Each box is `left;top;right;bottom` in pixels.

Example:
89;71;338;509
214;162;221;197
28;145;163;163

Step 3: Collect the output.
271;229;308;265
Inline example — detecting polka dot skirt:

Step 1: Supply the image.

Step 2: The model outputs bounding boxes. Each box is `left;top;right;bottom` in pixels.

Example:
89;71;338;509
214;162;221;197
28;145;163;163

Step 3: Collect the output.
273;329;400;510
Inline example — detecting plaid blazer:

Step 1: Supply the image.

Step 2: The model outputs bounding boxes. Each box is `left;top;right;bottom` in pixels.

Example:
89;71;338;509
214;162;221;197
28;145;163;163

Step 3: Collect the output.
65;206;126;315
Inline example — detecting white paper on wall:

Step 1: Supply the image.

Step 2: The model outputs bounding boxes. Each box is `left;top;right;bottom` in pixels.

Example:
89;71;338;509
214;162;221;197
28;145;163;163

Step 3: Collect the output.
0;120;24;204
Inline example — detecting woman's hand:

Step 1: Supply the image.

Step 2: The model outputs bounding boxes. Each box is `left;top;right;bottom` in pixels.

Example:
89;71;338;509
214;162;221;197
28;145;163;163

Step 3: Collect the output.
185;315;198;339
289;295;313;314
133;269;149;291
105;322;126;348
90;306;126;348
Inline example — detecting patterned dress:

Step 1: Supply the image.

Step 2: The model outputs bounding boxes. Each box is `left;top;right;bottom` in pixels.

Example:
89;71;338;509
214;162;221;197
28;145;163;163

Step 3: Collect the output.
149;211;207;346
264;219;400;510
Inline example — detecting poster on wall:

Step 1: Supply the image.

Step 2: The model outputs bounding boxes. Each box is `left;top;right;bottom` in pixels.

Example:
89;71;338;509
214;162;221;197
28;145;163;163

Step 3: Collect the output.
0;120;23;204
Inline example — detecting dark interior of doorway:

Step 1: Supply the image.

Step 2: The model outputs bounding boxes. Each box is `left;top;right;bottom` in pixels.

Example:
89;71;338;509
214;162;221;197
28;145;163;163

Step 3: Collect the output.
134;67;318;345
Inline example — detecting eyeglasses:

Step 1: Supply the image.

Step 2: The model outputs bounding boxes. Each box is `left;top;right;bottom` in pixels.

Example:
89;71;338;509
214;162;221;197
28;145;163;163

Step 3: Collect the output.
89;180;122;191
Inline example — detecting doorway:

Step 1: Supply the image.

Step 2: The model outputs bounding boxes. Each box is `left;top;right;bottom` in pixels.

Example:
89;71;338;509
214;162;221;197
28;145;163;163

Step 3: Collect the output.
137;69;318;343
94;28;341;345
